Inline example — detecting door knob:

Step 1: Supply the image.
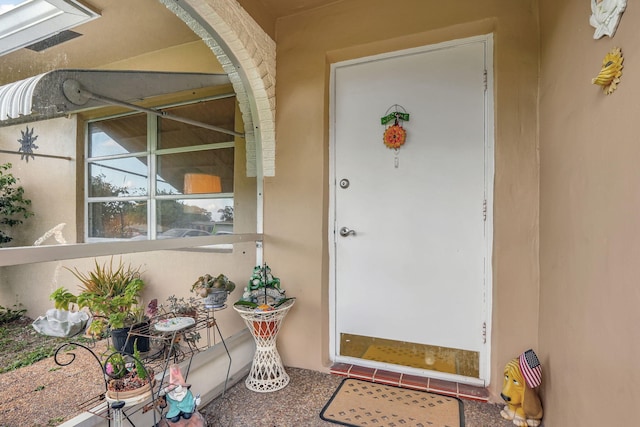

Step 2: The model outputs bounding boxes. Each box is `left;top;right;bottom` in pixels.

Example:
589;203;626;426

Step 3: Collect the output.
339;227;356;237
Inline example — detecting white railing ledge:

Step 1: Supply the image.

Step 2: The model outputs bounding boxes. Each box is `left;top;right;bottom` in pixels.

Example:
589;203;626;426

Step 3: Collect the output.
0;233;263;267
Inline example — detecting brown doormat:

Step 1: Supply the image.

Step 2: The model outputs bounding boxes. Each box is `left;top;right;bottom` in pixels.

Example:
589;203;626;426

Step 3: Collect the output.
320;378;464;427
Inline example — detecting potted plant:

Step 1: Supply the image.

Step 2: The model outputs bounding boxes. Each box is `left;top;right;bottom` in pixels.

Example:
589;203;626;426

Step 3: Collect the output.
191;273;236;309
164;295;200;319
232;264;296;392
234;264;295;337
50;257;150;354
104;342;154;402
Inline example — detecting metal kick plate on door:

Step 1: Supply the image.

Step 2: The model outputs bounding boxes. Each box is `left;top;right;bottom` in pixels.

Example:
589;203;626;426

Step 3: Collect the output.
339;179;350;189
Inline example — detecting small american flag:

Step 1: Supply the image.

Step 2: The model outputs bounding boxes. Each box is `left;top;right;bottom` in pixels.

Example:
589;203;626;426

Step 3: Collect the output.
519;349;542;388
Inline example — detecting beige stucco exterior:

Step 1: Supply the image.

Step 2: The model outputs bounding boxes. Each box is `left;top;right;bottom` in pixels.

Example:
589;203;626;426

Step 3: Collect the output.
0;117;78;247
0;37;256;362
538;0;640;425
266;0;540;401
3;0;640;424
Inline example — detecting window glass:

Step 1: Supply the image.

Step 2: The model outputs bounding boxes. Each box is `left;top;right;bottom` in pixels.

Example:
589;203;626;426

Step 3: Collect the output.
88;113;147;157
158;96;236;149
155;198;233;238
89;158;148;197
88;200;147;240
86;96;237;243
156;149;234;195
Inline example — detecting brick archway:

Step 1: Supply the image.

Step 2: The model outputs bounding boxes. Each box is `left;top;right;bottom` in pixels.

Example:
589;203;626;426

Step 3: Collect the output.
160;0;276;178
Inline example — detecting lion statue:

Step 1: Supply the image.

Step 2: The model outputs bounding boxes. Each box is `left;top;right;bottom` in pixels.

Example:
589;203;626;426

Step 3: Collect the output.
500;349;543;427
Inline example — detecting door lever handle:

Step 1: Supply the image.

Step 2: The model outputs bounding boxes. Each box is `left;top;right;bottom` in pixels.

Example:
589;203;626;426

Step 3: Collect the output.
339;227;356;237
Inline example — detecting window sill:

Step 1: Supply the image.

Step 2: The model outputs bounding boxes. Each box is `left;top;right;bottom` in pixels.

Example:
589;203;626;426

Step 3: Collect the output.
0;233;261;267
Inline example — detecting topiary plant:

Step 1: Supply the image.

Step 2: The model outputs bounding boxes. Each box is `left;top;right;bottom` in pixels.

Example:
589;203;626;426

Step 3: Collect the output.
0;163;33;245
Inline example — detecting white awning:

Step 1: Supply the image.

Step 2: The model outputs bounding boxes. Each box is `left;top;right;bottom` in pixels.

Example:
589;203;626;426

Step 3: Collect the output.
0;69;239;136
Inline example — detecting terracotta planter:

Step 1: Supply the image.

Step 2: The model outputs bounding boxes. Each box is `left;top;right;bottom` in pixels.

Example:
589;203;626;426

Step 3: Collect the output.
106;384;153;401
106;373;155;404
105;384;153;405
253;320;278;337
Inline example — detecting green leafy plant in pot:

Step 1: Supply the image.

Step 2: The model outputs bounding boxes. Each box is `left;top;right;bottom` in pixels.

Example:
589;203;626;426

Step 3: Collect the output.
191;273;236;309
50;257;150;354
104;341;154;401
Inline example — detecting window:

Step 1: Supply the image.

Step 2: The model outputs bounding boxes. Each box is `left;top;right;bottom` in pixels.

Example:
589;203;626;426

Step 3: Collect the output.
86;96;236;242
0;0;99;57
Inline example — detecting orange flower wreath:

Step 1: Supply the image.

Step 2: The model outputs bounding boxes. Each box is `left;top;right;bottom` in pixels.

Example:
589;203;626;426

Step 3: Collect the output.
383;123;406;149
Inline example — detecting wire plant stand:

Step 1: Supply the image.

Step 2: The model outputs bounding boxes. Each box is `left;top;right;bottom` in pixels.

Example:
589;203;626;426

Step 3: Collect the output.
233;299;295;392
51;306;231;426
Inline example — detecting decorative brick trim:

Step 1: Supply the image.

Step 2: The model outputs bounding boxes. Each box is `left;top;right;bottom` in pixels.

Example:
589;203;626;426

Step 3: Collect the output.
159;0;276;177
330;363;490;402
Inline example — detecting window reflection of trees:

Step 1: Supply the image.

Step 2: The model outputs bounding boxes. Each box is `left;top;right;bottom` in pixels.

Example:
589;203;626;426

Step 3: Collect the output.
89;173;217;239
87;96;237;241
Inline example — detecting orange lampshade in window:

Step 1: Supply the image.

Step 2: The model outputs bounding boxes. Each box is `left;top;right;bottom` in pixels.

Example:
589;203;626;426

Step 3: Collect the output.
183;173;222;194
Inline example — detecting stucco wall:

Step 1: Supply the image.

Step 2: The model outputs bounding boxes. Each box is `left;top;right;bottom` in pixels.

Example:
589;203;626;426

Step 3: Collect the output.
0;40;258;337
539;0;640;424
2;247;254;339
267;0;540;399
0;116;78;247
0;117;74;308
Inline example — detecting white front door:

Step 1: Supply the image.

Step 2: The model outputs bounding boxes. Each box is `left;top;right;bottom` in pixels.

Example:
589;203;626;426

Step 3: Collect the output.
330;35;494;384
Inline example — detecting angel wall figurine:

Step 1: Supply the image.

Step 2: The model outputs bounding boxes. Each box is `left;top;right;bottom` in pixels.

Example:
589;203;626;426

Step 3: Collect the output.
590;0;626;39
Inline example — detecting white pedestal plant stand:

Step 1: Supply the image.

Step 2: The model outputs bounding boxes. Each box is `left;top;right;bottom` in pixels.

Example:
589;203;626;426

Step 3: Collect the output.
233;299;295;392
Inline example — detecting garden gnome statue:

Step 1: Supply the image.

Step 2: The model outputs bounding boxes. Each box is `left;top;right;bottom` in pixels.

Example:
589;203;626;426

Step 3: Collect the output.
159;364;205;426
500;349;543;427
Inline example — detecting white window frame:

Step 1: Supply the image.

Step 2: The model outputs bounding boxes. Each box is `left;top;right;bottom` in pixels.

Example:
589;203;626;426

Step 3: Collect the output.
85;94;236;243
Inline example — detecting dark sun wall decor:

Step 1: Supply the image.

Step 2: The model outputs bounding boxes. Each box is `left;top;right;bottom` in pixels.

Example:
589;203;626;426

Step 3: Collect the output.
17;126;39;162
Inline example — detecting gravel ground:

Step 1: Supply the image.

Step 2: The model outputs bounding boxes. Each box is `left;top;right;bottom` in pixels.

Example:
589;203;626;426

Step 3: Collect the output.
0;358;517;427
0;316;518;427
0;338;109;427
202;367;517;427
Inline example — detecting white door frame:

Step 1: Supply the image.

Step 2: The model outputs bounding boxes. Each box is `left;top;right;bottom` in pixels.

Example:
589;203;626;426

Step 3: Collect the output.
328;34;494;386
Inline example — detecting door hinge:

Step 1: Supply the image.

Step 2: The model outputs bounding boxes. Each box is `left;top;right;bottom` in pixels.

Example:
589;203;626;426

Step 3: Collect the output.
482;199;487;221
482;322;487;344
483;69;488;92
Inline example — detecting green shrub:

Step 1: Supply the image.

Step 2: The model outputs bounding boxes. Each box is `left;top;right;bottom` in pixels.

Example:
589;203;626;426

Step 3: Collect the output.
0;345;57;373
0;304;26;324
0;163;33;245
